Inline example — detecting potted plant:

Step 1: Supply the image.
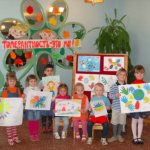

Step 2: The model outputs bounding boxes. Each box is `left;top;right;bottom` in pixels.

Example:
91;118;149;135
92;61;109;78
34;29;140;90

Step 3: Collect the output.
95;9;134;83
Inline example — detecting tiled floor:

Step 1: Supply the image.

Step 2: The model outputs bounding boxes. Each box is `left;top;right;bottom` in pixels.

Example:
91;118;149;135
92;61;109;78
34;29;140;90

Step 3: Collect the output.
0;119;150;150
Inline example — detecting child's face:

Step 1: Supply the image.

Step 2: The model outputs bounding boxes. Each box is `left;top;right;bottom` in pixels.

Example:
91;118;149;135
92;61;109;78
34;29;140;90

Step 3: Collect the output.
117;72;127;83
59;87;67;96
95;85;104;96
8;79;16;87
29;79;37;87
75;86;84;96
134;72;144;80
44;68;54;76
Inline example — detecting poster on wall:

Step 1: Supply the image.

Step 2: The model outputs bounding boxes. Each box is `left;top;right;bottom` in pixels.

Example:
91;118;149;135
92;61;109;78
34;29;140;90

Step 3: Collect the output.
42;75;60;97
25;90;52;110
90;99;107;117
75;74;99;91
103;56;125;71
55;99;81;117
77;55;101;73
119;83;150;113
0;98;23;126
99;75;117;92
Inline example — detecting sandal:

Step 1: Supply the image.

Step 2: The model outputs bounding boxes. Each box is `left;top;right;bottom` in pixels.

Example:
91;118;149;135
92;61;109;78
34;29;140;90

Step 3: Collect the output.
82;135;86;141
76;133;80;139
8;139;14;146
132;138;138;145
137;138;144;144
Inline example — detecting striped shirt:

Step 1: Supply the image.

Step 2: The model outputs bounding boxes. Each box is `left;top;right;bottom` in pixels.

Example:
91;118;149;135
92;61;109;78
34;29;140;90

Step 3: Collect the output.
109;82;121;110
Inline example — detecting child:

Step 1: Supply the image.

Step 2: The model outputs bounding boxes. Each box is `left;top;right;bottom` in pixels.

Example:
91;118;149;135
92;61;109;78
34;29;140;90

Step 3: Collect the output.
40;64;55;133
108;68;127;143
73;82;89;141
53;83;69;139
2;72;22;145
87;83;110;145
24;74;41;141
130;65;149;144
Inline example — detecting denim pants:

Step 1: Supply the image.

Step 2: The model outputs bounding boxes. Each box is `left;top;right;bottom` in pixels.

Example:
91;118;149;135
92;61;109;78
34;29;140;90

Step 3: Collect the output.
87;122;109;138
54;117;69;133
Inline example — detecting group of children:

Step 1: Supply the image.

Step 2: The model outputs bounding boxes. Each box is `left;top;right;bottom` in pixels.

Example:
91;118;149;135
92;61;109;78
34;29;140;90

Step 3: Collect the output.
1;64;149;146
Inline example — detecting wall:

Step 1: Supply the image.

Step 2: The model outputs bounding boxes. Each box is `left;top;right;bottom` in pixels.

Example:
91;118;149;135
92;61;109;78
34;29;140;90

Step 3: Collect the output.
124;0;150;81
0;0;124;94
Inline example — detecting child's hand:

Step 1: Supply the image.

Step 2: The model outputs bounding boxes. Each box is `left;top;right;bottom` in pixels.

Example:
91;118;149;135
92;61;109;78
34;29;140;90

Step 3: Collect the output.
116;93;121;98
22;94;26;103
88;106;92;111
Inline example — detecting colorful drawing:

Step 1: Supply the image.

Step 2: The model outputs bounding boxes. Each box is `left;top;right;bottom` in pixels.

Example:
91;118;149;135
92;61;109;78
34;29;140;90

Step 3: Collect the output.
0;98;23;126
75;74;99;91
99;75;117;92
42;75;60;97
119;83;150;113
77;56;100;72
55;99;81;117
25;90;52;110
90;99;107;117
103;56;125;71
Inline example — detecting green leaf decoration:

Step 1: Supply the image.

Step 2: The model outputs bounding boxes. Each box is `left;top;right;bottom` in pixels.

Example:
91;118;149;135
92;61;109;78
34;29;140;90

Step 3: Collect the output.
16;49;23;56
60;15;64;22
60;48;65;55
53;53;61;59
120;87;129;95
101;77;107;85
74;29;85;39
28;19;36;25
0;70;4;88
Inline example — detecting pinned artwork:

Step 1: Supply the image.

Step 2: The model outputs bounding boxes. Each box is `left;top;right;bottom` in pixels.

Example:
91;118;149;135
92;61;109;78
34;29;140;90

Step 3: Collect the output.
55;99;81;117
0;98;23;126
77;56;100;73
103;56;125;71
75;74;99;91
25;90;52;110
42;75;60;97
99;75;117;92
119;83;150;113
90;99;107;117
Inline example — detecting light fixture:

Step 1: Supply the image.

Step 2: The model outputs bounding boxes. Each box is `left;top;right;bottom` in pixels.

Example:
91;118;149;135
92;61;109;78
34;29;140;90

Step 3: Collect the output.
48;6;64;15
0;25;6;30
84;0;104;4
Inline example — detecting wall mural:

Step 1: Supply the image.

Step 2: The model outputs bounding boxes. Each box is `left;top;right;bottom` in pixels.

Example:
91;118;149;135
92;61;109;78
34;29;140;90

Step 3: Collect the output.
0;0;86;87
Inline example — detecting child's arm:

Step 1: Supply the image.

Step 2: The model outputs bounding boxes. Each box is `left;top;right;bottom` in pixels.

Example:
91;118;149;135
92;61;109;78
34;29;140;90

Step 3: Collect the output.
82;96;89;113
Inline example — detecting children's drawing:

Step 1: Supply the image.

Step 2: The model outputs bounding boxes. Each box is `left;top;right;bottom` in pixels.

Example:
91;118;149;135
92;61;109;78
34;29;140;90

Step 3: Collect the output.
25;90;52;110
55;99;81;117
119;83;150;113
90;99;107;117
103;56;124;71
42;75;60;97
75;74;99;91
99;75;117;92
77;56;100;72
0;98;23;126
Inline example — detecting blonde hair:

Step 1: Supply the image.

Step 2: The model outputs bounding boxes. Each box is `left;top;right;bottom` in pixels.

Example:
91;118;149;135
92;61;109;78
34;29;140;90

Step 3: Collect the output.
74;82;84;91
25;74;37;87
57;83;68;96
116;68;127;76
133;65;145;74
94;82;104;90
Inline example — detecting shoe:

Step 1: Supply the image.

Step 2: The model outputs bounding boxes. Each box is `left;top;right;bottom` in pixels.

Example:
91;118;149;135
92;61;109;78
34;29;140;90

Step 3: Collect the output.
137;138;144;144
13;137;21;143
47;127;53;133
132;138;138;144
61;131;66;139
75;133;80;139
81;135;86;141
8;139;14;146
87;138;92;145
117;135;124;142
101;138;108;145
54;132;60;139
42;127;47;133
108;136;117;143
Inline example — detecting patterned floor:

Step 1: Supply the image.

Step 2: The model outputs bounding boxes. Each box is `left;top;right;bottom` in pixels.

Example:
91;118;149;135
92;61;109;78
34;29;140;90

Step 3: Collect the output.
0;119;150;150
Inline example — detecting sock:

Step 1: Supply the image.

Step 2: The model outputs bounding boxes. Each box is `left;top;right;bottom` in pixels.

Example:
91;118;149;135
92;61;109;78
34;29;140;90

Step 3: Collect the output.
131;118;138;139
137;117;143;138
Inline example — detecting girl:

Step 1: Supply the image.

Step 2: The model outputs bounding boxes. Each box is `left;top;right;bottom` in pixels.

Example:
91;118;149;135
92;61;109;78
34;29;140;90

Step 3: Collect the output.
73;82;89;141
87;83;110;145
24;74;41;141
40;64;55;133
53;83;69;139
2;72;22;145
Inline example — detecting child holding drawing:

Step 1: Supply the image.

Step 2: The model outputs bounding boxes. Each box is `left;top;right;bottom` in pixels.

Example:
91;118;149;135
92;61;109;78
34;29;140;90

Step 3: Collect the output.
73;82;89;141
53;83;70;139
108;68;127;143
24;74;41;141
87;83;110;145
2;72;22;145
40;63;55;133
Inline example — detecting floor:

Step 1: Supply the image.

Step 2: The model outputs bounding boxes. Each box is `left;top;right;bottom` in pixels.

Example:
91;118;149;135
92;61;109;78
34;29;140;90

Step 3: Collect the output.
0;118;150;150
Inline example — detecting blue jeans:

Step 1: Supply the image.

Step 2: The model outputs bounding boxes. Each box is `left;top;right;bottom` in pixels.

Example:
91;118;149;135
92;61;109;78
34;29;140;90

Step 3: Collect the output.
54;117;69;133
27;110;41;120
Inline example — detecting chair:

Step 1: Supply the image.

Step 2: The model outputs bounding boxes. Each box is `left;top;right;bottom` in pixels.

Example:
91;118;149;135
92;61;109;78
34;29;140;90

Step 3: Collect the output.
92;123;103;139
